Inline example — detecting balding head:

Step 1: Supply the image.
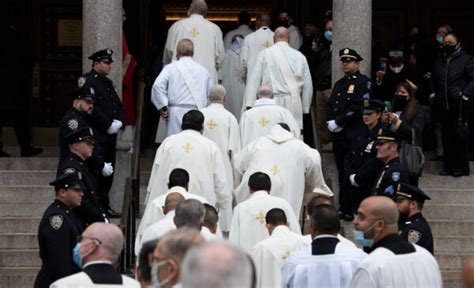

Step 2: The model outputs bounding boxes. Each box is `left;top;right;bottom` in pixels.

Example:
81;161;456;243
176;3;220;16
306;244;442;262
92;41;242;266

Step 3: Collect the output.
208;84;226;103
174;199;205;229
256;13;271;28
181;242;253;288
176;39;194;59
188;0;207;17
256;84;273;99
80;223;124;265
463;256;474;288
163;192;185;215
274;27;289;43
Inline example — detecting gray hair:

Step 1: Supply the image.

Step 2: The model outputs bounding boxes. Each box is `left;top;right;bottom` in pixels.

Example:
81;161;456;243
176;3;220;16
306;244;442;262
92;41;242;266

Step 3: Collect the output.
174;199;205;229
177;39;194;57
189;0;208;16
257;84;273;98
209;84;226;102
158;228;204;264
181;241;253;288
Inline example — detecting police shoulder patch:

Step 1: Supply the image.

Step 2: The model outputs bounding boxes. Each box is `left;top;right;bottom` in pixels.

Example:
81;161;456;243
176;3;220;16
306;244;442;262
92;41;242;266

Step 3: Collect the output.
392;171;401;182
407;229;422;244
67;119;79;131
49;215;63;230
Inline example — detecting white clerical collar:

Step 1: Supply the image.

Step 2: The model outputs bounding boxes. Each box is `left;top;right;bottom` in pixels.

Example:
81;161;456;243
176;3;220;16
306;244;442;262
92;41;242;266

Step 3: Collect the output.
168;186;187;194
275;41;290;47
182;129;202;136
190;14;204;19
82;260;113;269
313;234;338;240
250;190;269;198
209;103;225;108
254;98;276;106
272;225;291;236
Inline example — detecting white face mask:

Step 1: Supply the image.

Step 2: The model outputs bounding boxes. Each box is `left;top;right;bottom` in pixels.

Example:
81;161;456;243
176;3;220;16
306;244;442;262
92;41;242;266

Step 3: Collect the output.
389;64;404;74
151;260;175;288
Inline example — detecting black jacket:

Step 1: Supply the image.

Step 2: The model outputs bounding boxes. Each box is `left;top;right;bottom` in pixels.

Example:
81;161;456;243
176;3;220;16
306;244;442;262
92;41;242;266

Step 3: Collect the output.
399;212;434;254
393;104;425;146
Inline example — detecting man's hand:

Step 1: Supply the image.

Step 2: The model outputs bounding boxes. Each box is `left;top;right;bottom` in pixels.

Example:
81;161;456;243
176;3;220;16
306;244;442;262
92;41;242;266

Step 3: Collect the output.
327;120;343;133
101;162;114;176
160;107;169;120
107;121;121;134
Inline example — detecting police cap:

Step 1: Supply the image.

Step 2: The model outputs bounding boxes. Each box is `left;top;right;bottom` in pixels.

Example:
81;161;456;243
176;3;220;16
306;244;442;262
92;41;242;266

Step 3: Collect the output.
64;128;95;145
339;47;363;61
71;77;95;102
375;128;402;144
49;171;86;191
88;48;114;63
393;183;431;203
362;99;385;114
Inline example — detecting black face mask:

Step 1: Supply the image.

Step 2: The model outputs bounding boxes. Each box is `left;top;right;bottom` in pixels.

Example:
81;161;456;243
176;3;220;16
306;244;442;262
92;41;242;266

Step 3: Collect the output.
443;44;457;55
392;94;408;111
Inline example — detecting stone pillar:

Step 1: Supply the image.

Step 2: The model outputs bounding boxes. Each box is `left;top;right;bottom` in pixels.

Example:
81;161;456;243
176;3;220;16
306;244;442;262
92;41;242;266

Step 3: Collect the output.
332;0;372;84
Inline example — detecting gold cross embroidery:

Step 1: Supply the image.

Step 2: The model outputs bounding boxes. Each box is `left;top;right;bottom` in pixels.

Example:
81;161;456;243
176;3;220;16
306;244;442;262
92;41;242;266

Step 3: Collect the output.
206;119;218;130
182;142;193;153
270;165;281;175
258;117;269;127
190;27;200;38
256;211;266;224
262;40;271;48
281;249;291;261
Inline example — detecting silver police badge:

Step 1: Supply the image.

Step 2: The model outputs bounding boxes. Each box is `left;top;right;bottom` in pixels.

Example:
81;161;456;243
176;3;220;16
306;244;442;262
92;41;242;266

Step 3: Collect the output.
67;119;79;131
392;172;400;182
63;167;76;174
90;87;95;95
107;49;112;55
77;76;86;88
49;215;63;230
407;229;421;244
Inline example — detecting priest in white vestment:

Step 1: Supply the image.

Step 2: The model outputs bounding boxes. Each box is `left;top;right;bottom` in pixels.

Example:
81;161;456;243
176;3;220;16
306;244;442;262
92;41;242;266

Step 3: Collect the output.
251;208;305;288
201;85;241;191
234;124;331;216
278;11;302;49
240;84;300;146
350;196;442;288
162;0;225;82
239;13;274;85
218;36;246;120
282;205;367;288
223;11;253;49
152;39;212;139
243;27;312;129
146;110;232;231
229;172;300;253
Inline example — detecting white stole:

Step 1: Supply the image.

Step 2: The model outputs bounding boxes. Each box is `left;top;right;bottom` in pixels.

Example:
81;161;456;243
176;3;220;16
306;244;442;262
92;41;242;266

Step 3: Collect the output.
174;60;205;109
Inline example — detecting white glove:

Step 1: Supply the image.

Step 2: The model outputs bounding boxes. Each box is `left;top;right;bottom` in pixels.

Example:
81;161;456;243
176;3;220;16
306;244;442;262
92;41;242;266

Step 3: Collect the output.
113;119;123;129
107;121;120;134
101;162;114;176
350;174;359;187
327;120;343;133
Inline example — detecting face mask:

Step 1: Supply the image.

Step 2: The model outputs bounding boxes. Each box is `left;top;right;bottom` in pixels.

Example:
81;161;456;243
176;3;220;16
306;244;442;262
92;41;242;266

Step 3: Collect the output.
151;260;175;288
443;44;457;55
72;241;96;268
389;64;404;74
324;30;333;42
436;35;444;44
353;220;379;247
392;94;408;111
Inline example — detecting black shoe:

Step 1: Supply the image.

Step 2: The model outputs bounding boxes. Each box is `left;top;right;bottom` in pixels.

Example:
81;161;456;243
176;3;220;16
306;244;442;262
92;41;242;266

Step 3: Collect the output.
21;147;43;157
0;150;10;157
439;170;452;176
453;170;469;177
106;207;122;218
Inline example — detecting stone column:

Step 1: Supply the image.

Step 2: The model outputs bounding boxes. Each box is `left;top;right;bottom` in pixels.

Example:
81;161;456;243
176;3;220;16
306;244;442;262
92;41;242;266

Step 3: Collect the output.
332;0;372;84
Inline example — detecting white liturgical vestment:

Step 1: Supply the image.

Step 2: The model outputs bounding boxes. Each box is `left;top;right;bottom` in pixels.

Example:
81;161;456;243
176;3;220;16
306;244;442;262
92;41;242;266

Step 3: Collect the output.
146;129;232;231
239;27;274;84
151;56;212;138
282;236;367;288
50;271;140;288
288;24;302;50
234;125;331;216
244;41;313;128
228;190;300;253
240;98;300;146
350;244;442;288
224;24;253;49
251;225;305;288
140;210;176;250
218;48;246;120
163;14;225;82
201;103;241;190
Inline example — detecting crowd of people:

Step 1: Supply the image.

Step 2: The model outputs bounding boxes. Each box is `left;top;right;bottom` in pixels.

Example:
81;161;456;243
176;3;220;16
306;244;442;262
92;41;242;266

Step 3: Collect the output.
32;0;474;287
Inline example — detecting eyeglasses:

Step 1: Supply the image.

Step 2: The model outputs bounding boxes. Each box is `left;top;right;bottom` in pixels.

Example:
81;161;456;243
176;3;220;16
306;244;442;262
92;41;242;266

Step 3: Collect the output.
77;235;102;245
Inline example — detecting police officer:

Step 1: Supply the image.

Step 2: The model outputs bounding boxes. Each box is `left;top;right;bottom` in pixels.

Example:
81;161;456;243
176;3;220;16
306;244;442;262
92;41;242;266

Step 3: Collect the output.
372;128;409;196
34;172;85;288
328;47;371;220
58;77;113;177
347;99;385;212
393;183;434;254
83;49;124;217
58;128;108;225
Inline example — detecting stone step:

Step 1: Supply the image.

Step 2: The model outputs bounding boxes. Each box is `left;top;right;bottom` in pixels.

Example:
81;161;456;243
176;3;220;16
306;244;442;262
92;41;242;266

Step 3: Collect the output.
0;267;38;288
430;220;474;237
0;249;40;267
422;160;474;174
442;270;461;288
0;202;49;217
0;234;37;249
435;253;470;271
425;189;474;205
0;187;53;202
435;236;474;253
0;158;58;171
0;171;55;186
419;175;474;189
0;218;41;234
424;204;474;220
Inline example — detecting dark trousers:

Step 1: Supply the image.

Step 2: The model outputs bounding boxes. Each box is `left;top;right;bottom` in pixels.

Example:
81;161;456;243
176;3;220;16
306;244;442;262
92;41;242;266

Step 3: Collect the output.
333;135;352;214
97;137;117;208
440;107;470;173
0;110;31;149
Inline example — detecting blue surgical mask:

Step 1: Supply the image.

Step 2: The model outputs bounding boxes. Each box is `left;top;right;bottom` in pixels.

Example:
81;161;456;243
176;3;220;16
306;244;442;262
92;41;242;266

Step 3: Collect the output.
436;35;444;45
324;30;333;42
151;260;175;288
72;243;82;268
352;220;379;247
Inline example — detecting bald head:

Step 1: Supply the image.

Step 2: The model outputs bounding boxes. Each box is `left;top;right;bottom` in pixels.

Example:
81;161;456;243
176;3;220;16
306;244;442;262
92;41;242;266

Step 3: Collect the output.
463;256;474;288
209;84;226;103
82;223;124;264
362;196;399;225
164;192;185;214
176;39;194;58
257;84;273;99
274;27;289;43
256;13;271;28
